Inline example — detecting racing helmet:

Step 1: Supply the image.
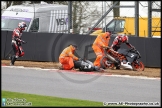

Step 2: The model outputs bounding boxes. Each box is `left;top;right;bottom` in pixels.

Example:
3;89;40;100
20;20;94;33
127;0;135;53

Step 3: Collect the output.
18;22;27;30
121;35;128;43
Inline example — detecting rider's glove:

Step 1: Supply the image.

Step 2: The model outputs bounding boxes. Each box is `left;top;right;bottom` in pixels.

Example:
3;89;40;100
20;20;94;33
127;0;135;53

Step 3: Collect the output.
131;46;135;50
22;41;27;44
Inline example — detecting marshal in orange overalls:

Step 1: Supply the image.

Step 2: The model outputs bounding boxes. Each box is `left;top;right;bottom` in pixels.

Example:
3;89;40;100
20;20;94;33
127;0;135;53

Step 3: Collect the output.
92;32;111;67
59;45;79;70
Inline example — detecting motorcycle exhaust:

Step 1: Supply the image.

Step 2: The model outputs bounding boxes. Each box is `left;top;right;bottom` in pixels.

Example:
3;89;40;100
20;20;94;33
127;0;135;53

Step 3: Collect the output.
121;62;133;70
106;54;118;63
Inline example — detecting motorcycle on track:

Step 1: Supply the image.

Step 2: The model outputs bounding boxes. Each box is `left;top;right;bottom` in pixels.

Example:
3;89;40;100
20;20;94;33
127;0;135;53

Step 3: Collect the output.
100;47;145;71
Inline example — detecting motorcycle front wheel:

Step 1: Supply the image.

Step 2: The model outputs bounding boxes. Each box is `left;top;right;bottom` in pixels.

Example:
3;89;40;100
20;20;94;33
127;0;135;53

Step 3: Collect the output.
132;61;145;71
100;56;115;69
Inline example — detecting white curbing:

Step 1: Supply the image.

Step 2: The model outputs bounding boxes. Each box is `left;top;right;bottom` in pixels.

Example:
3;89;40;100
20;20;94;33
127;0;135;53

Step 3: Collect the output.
2;65;160;80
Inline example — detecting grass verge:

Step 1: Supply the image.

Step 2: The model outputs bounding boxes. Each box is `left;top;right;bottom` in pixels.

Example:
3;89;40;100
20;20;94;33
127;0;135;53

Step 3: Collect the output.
2;90;103;107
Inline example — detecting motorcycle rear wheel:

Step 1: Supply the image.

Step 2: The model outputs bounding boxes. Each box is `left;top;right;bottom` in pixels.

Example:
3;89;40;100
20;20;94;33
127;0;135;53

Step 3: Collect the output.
100;56;115;69
132;61;145;71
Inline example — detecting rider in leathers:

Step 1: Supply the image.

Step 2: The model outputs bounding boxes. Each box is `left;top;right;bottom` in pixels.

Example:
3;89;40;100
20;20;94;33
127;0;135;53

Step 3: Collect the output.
111;34;135;69
10;22;27;65
111;34;135;51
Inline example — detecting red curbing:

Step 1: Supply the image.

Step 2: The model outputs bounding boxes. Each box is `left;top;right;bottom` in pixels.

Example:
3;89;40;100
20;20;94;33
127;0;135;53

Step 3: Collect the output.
1;65;160;80
2;64;7;66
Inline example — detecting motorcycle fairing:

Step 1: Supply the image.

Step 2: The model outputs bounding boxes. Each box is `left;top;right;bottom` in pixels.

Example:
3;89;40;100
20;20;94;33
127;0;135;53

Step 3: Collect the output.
126;52;138;63
117;48;138;63
117;48;129;55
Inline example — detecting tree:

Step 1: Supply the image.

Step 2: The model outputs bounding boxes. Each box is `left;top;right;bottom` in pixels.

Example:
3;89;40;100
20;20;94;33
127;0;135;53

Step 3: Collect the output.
71;1;105;34
5;1;13;8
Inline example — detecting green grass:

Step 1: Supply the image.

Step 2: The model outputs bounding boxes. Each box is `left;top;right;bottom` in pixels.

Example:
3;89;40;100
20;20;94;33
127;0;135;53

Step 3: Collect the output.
2;90;104;107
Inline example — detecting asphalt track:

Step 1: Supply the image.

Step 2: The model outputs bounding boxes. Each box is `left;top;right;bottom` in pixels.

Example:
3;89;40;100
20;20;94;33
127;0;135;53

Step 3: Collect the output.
2;66;161;106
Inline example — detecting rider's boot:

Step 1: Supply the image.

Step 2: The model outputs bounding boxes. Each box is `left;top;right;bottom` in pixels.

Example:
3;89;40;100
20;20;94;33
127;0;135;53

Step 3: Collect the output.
116;66;120;70
10;55;17;66
115;61;120;70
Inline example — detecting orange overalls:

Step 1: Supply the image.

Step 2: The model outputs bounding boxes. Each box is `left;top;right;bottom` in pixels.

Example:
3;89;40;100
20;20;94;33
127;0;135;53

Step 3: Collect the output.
59;45;79;70
92;33;110;67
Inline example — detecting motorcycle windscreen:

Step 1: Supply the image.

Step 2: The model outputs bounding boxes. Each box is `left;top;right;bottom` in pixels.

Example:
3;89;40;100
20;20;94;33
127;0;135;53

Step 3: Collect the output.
126;53;138;63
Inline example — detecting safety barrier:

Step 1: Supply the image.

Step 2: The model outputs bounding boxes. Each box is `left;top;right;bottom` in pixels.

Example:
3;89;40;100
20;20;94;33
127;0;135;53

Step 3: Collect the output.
1;30;161;67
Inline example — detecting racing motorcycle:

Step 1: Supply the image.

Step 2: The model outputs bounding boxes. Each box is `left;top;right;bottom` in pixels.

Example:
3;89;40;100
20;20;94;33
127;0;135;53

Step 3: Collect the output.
100;47;145;71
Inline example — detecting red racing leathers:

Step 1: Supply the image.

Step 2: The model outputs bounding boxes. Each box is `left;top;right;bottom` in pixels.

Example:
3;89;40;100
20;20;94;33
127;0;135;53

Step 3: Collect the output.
111;35;134;51
10;28;26;65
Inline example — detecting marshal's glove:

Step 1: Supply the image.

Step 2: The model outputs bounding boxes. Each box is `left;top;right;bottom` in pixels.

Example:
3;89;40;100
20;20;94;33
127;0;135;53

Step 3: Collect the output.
102;46;111;50
78;58;83;61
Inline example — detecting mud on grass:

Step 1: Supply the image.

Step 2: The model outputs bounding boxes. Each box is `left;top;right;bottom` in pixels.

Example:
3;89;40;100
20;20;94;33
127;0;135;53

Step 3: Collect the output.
1;60;161;78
